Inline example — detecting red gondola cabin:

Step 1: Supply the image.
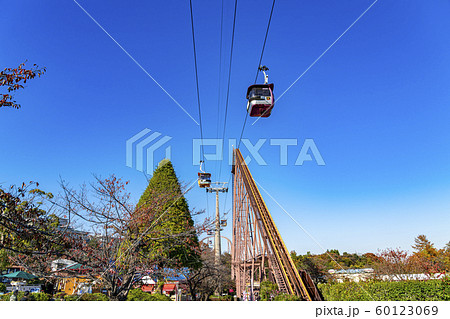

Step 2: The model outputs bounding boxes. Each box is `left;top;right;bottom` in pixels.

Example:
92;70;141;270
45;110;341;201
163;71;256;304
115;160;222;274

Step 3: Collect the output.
246;83;274;117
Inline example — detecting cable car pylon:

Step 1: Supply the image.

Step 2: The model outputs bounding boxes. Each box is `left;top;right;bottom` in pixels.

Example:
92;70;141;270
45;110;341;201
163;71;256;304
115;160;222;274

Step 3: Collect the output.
232;148;322;301
206;182;228;267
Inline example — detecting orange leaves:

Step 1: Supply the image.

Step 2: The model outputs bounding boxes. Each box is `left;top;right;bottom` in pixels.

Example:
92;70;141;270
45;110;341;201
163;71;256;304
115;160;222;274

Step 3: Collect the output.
0;60;46;109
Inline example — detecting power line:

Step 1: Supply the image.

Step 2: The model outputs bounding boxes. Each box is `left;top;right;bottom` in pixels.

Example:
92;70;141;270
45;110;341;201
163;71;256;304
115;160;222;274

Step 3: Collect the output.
189;0;206;165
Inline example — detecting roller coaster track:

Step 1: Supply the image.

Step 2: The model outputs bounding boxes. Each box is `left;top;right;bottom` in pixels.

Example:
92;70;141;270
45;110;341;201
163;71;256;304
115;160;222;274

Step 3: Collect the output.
231;148;322;301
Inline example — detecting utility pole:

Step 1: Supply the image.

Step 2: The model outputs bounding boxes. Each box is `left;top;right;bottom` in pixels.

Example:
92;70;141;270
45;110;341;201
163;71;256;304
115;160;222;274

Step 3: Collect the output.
206;182;228;267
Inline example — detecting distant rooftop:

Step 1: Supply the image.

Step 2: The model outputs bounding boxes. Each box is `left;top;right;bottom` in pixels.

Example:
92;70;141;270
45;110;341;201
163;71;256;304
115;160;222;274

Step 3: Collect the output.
329;268;374;274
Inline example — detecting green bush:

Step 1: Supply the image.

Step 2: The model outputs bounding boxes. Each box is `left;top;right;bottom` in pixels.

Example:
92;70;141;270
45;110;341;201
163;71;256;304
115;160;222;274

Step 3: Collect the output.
260;280;279;301
0;283;6;293
127;289;171;301
80;293;109;301
273;293;302;301
1;293;11;301
318;278;450;301
63;293;109;301
1;291;24;301
31;292;50;301
64;294;80;301
127;289;154;301
54;292;66;300
151;293;172;301
209;295;232;301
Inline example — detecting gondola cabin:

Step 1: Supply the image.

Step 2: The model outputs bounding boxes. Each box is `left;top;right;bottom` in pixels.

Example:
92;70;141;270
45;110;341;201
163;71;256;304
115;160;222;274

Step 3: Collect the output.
246;83;274;117
198;172;211;188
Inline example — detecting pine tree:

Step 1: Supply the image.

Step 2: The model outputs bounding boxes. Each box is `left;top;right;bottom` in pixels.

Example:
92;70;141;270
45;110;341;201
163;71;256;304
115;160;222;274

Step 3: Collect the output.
136;160;201;270
412;235;434;253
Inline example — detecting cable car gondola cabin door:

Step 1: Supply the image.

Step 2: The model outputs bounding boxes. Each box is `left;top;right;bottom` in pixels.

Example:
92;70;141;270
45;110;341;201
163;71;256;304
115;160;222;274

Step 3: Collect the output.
198;172;211;188
246;83;274;117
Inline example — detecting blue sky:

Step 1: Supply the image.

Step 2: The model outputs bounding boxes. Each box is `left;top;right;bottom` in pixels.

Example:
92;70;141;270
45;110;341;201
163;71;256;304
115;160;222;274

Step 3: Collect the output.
1;0;450;255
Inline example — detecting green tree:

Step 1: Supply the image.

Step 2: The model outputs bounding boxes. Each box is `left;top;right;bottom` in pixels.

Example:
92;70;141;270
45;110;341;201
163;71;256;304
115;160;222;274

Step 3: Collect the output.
136;160;201;270
0;249;10;272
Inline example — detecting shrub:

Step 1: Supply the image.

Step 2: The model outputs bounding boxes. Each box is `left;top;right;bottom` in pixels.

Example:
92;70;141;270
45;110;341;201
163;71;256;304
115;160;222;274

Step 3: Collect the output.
1;293;12;301
54;292;66;300
0;283;6;293
260;280;279;301
63;293;109;301
209;295;232;301
80;293;109;301
127;289;171;301
127;289;154;301
273;293;302;301
30;292;50;301
151;293;171;301
64;294;80;301
318;278;450;301
1;291;24;301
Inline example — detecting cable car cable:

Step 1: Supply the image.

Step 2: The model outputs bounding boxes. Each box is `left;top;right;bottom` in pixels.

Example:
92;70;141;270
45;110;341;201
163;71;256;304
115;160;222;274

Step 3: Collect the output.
189;0;206;165
254;0;275;84
218;0;238;182
214;0;225;179
237;0;275;150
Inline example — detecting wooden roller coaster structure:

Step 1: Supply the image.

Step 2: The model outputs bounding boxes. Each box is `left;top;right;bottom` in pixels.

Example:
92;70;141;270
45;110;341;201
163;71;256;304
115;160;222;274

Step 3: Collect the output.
231;148;322;301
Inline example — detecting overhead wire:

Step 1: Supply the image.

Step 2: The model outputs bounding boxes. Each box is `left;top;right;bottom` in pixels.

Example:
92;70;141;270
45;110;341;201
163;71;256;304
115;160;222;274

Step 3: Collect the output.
189;0;213;219
254;0;276;84
218;0;238;182
237;0;276;150
189;0;206;166
222;0;276;225
214;0;225;181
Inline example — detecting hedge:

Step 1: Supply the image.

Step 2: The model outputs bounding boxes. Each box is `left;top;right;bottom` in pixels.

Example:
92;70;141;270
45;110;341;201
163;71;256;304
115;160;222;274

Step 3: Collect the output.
209;295;232;301
273;293;302;301
318;278;450;301
32;292;51;301
64;293;109;301
0;291;50;301
127;289;171;301
1;292;24;301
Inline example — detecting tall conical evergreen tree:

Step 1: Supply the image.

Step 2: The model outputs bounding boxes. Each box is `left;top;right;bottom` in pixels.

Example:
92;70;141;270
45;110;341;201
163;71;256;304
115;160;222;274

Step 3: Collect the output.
136;159;201;269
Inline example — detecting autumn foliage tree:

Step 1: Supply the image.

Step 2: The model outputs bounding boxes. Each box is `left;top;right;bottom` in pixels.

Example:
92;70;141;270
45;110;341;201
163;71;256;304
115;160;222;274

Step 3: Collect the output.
0;182;69;259
1;171;208;300
52;173;207;300
410;235;446;274
182;246;234;300
1;61;46;109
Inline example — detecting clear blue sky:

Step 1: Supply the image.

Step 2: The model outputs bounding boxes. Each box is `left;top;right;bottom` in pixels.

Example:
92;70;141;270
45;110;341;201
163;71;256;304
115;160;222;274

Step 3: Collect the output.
1;0;449;255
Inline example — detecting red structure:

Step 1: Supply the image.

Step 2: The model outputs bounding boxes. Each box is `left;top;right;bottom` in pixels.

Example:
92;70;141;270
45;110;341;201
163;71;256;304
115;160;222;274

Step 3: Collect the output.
231;148;322;301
